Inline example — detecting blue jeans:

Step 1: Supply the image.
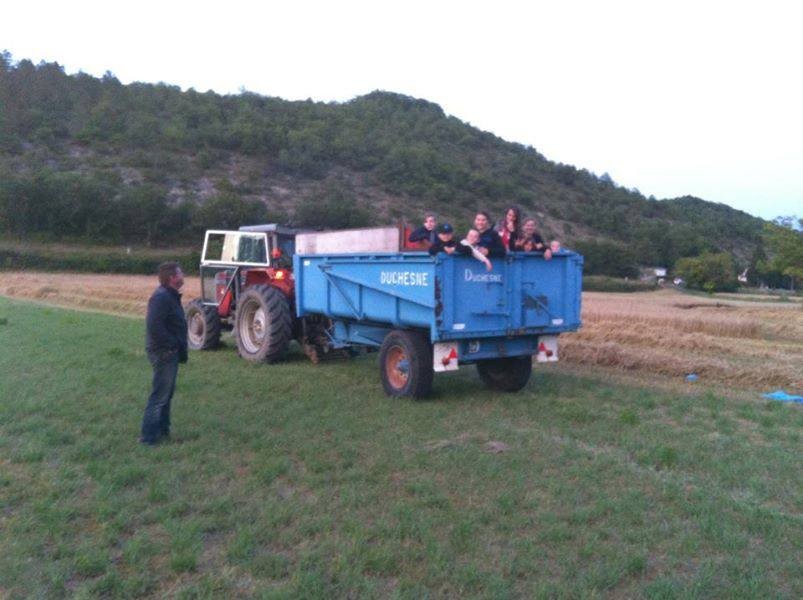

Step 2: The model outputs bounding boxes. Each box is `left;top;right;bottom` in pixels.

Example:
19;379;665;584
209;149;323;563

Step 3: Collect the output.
141;351;179;443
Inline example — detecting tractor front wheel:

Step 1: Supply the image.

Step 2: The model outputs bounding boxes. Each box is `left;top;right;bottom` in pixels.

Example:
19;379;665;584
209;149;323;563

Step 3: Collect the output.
186;298;221;350
476;356;532;392
379;330;433;398
234;285;292;363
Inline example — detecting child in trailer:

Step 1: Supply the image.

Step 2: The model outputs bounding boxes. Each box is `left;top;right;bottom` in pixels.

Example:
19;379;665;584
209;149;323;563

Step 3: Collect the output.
428;223;461;255
460;229;493;271
407;212;438;248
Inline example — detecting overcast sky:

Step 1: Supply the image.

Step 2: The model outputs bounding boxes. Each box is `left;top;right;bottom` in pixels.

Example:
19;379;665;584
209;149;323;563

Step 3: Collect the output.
3;0;801;220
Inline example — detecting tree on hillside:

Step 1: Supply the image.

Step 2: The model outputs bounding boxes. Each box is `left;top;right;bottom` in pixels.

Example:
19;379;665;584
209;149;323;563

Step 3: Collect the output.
117;184;170;246
294;184;373;229
772;215;803;231
599;172;615;186
572;240;639;278
193;193;271;231
674;252;738;292
0;169;118;240
746;241;767;287
763;219;803;290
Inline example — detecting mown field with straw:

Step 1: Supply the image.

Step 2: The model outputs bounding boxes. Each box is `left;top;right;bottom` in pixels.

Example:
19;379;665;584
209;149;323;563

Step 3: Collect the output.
563;290;803;391
1;271;800;392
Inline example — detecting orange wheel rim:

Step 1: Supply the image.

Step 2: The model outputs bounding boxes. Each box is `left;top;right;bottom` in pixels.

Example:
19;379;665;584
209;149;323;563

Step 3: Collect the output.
385;345;409;390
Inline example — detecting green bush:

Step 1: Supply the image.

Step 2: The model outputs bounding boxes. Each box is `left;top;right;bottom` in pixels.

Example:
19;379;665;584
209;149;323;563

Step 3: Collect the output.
674;252;738;292
193;193;276;231
574;240;639;278
294;185;373;229
0;246;199;275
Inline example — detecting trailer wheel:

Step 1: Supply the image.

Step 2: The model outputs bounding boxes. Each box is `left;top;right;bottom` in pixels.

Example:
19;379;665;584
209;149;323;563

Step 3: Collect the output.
476;356;532;392
186;298;221;350
234;285;292;363
379;330;433;398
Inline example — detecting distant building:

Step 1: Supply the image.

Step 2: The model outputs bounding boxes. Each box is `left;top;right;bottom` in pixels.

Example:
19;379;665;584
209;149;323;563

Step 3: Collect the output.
640;267;667;282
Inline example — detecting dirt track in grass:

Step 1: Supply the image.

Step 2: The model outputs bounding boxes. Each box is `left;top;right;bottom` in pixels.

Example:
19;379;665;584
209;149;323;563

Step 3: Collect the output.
1;271;801;390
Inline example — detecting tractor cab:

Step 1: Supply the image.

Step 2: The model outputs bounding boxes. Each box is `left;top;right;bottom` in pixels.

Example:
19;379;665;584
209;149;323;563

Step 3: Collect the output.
198;225;300;307
238;223;299;263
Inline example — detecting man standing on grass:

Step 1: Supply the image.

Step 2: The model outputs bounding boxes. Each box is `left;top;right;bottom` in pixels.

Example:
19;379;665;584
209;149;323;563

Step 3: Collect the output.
141;262;187;446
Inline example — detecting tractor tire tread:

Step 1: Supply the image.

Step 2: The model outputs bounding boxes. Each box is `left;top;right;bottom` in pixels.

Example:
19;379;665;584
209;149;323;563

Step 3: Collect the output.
186;298;221;350
379;330;433;399
234;284;292;363
476;356;532;392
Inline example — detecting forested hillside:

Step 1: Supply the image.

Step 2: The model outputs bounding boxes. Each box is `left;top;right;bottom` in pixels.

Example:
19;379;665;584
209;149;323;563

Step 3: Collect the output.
0;53;766;274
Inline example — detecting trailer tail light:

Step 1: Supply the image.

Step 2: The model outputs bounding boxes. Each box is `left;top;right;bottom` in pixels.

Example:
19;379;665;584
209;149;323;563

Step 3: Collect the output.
433;343;459;372
536;336;559;362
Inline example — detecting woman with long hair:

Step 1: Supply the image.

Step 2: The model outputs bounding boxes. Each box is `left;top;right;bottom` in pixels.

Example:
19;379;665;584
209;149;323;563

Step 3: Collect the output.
496;205;521;251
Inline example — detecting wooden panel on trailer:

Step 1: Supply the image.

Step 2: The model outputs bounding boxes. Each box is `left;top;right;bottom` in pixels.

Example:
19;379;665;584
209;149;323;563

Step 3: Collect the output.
295;226;403;255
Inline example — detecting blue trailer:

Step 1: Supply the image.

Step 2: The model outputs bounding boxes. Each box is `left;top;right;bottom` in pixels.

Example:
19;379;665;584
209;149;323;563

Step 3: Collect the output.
294;250;583;397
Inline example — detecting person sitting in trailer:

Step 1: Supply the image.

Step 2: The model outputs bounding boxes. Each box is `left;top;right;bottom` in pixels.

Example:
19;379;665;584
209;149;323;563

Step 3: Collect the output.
407;212;437;248
428;223;463;255
460;228;493;271
473;211;506;257
514;217;552;260
495;205;521;251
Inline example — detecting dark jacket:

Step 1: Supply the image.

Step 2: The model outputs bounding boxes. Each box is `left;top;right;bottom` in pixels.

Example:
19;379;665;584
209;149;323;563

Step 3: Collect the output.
428;238;475;256
477;228;506;257
408;226;437;245
145;286;188;362
514;233;546;252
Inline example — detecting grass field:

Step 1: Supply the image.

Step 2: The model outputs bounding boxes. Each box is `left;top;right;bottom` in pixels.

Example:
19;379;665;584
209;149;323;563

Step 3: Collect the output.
0;297;801;598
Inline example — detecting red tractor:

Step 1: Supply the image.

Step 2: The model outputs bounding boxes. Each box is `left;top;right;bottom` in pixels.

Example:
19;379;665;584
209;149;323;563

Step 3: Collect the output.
184;225;313;362
186;222;423;364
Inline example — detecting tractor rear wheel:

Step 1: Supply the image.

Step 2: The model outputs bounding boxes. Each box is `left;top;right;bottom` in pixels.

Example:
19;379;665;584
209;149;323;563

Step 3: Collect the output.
234;285;292;363
379;330;433;398
476;356;532;392
186;298;221;350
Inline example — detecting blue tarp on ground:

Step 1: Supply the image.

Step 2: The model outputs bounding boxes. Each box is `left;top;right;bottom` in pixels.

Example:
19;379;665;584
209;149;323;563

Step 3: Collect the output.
763;390;803;404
